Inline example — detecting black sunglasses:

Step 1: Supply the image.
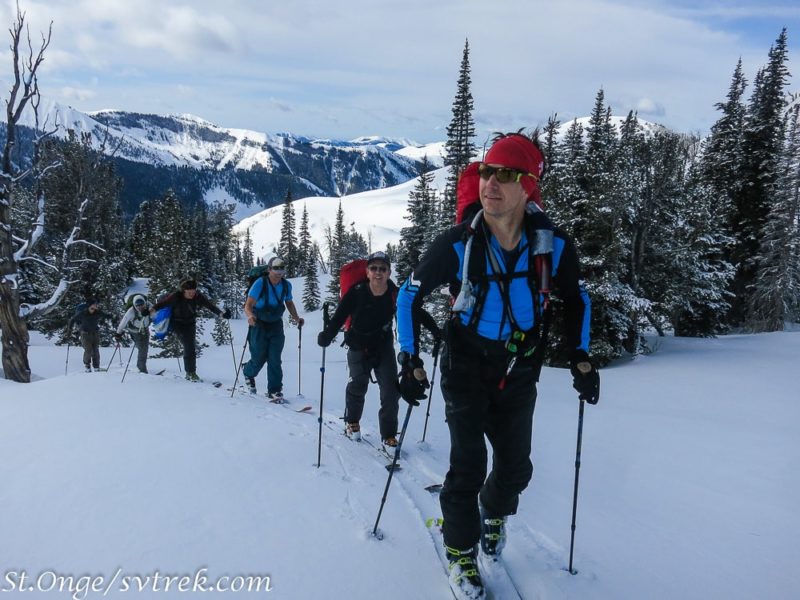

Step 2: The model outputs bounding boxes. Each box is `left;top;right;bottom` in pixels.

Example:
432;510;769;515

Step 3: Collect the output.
478;163;536;184
368;265;388;273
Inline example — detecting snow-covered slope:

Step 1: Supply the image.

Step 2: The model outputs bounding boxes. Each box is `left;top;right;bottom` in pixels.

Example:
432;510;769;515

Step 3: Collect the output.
1;277;797;599
235;167;449;261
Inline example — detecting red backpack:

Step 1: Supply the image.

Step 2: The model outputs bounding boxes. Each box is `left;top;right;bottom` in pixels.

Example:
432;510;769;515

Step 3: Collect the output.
339;259;369;331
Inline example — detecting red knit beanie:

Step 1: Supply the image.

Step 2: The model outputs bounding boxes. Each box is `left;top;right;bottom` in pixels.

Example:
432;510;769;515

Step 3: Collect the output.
483;134;544;208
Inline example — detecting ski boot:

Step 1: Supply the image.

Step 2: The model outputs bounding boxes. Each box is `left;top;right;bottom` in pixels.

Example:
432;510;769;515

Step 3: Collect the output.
245;376;257;394
480;505;507;558
345;422;361;441
185;371;201;382
445;544;485;599
268;391;284;403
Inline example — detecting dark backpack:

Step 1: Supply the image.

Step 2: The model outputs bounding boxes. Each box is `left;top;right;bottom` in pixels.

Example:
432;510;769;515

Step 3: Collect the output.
75;302;88;315
246;265;270;295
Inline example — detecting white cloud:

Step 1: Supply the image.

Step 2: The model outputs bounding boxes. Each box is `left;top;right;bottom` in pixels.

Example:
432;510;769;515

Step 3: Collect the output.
2;0;796;141
59;86;95;101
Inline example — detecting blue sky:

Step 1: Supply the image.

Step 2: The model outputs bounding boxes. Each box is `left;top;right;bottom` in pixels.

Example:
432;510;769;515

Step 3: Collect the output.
1;0;798;143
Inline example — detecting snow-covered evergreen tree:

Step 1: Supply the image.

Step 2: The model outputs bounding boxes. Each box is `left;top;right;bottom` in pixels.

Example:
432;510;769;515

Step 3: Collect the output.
242;228;254;271
747;99;800;330
732;29;791;326
670;159;735;336
302;240;321;312
325;201;347;303
297;203;312;275
397;155;436;281
27;131;128;345
279;189;298;277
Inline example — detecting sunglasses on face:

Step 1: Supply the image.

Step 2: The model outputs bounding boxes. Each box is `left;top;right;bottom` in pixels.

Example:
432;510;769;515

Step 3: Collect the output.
271;267;285;273
368;265;388;273
478;163;536;184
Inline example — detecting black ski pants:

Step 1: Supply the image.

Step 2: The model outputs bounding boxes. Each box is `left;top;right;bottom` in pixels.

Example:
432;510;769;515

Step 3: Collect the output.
439;341;538;551
344;335;400;439
172;321;197;374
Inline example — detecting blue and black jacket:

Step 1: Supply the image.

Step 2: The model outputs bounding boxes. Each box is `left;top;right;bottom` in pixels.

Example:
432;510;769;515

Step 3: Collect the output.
397;214;591;357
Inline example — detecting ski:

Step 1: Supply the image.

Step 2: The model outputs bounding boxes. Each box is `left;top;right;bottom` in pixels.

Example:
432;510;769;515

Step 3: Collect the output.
268;395;313;413
330;423;402;471
362;436;402;471
173;374;222;388
424;517;522;600
154;369;166;376
425;483;444;494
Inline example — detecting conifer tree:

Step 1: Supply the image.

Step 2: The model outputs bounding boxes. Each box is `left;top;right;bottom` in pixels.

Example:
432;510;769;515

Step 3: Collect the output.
302;241;321;312
670;160;735;336
279;189;298;277
30;131;128;344
571;89;636;362
297;203;312;275
747;100;800;330
732;29;791;325
326;201;347;303
442;39;476;222
397;155;435;281
242;228;254;271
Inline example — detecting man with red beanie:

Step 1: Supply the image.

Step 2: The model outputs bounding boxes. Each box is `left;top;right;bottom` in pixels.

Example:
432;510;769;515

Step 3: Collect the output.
396;131;598;599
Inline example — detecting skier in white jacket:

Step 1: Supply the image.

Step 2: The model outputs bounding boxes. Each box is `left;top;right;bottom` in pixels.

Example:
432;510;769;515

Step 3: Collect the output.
115;295;152;374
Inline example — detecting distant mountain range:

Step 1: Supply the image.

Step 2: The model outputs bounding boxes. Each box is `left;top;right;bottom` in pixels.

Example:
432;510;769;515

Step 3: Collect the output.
3;99;446;219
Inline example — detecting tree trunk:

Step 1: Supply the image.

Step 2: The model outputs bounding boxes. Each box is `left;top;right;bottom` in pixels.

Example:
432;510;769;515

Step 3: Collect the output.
0;280;31;382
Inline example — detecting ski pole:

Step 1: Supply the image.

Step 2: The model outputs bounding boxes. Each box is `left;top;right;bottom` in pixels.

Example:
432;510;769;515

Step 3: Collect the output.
105;342;120;371
316;303;330;468
297;323;303;396
372;401;414;538
230;335;250;398
420;337;441;443
65;342;71;376
227;320;237;377
568;399;586;574
121;343;136;383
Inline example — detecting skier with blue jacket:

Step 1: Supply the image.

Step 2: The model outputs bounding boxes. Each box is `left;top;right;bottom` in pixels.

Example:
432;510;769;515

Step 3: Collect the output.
242;256;304;400
396;132;599;599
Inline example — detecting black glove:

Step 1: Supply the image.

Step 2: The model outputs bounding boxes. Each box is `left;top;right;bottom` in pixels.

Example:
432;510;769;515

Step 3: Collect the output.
113;332;123;342
397;352;429;406
570;350;600;404
222;309;232;320
317;330;333;348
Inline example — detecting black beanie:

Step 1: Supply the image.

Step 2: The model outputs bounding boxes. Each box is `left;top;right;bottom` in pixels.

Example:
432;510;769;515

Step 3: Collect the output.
180;278;198;290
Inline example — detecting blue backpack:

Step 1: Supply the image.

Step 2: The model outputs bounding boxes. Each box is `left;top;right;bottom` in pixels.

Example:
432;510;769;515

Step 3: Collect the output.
150;306;172;340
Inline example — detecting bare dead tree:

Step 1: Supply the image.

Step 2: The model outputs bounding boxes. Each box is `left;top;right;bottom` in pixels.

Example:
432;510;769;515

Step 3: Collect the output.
0;5;54;382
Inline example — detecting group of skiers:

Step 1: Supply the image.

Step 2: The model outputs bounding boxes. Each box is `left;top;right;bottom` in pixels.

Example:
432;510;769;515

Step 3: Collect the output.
68;278;231;379
66;131;599;599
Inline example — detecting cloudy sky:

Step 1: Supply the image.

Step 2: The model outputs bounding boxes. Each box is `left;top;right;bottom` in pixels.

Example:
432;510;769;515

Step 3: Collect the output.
1;0;797;143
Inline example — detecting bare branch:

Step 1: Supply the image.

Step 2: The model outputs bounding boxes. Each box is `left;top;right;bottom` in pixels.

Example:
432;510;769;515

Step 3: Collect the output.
18;255;59;271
